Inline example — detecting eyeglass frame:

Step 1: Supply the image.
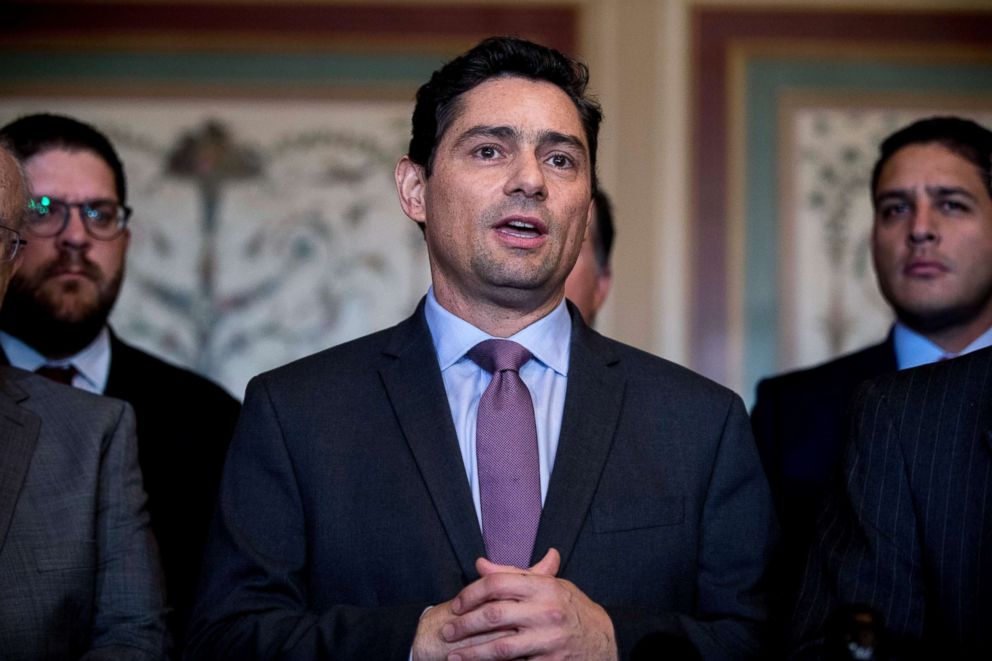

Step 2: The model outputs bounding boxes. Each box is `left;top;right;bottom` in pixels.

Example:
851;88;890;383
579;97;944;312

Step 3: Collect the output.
0;223;28;263
27;195;132;241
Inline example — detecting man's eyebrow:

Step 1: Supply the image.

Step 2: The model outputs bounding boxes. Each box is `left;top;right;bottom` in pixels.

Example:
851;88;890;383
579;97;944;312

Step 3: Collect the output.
451;126;587;156
536;130;587;155
452;125;518;148
873;189;914;206
925;185;978;202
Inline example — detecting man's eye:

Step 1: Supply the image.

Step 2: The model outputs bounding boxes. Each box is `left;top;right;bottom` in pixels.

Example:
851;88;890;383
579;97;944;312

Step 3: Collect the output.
547;153;574;169
939;199;969;213
475;145;500;159
879;202;910;219
85;205;116;224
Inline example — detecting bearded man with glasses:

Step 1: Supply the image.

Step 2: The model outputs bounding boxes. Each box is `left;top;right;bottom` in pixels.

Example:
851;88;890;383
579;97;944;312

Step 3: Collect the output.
0;113;240;650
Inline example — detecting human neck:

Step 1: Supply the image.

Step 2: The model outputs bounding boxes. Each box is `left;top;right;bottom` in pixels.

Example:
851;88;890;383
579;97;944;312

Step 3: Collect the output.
432;283;563;337
916;310;992;355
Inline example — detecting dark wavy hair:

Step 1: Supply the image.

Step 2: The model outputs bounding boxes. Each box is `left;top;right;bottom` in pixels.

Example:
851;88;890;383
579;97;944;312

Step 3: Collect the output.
871;116;992;202
408;36;602;191
0;113;128;204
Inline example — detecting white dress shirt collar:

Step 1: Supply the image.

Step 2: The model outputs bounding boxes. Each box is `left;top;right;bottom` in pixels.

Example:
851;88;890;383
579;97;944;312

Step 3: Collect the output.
424;287;571;376
0;326;111;394
893;321;992;370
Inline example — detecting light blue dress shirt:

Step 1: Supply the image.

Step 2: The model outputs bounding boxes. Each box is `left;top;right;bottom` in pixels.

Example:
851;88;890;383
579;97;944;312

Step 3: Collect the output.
0;327;111;394
424;288;571;526
893;321;992;370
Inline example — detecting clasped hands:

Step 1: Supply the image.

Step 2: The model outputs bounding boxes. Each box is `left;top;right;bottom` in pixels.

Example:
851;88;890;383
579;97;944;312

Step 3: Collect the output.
413;548;617;661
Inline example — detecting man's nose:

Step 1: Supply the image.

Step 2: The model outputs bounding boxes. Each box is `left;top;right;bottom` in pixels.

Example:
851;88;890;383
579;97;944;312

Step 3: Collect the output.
57;206;92;249
907;205;939;246
505;153;548;200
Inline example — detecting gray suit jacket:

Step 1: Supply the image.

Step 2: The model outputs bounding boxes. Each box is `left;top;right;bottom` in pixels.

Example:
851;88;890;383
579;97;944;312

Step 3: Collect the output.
0;366;169;660
792;347;992;659
187;303;776;660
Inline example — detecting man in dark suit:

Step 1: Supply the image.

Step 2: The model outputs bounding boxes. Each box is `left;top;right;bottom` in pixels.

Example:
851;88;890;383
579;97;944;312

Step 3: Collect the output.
187;37;775;660
792;345;992;659
750;117;992;629
0;142;168;659
0;113;241;643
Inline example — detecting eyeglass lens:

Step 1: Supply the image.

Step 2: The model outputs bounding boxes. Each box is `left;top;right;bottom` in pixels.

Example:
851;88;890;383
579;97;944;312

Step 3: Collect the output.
0;226;24;262
28;196;127;239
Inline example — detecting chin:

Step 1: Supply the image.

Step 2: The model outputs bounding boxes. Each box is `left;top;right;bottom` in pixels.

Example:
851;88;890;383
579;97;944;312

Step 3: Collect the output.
49;299;101;325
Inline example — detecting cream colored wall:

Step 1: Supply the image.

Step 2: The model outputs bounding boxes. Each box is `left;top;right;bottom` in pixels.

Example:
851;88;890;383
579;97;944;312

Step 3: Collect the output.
581;0;690;365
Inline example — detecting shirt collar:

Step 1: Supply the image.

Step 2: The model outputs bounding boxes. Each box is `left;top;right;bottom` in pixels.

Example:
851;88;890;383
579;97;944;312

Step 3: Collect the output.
893;321;992;370
424;287;571;376
0;326;111;393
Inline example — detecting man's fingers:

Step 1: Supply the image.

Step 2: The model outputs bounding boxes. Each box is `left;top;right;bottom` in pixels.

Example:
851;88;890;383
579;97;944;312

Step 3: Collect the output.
475;547;561;579
529;548;560;576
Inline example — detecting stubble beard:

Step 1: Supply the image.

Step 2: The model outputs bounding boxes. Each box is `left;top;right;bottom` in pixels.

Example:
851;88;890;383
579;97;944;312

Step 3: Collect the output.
469;201;569;303
0;254;124;359
885;272;992;336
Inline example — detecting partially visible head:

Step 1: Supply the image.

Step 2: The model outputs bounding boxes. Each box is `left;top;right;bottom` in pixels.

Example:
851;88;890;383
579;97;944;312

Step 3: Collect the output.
407;36;602;191
565;188;614;323
870;116;992;349
0;142;29;304
1;113;127;204
0;113;130;359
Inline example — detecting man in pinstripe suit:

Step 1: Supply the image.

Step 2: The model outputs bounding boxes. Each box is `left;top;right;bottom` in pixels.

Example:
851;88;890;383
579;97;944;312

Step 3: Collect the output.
792;346;992;659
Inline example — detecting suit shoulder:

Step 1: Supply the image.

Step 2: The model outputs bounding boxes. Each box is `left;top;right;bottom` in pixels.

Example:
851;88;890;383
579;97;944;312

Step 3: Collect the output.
250;325;397;392
597;334;740;406
110;337;239;407
3;365;130;424
858;345;992;405
755;339;895;398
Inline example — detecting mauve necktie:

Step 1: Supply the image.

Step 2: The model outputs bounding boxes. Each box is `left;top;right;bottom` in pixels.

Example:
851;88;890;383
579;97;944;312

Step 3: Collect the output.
468;339;541;569
35;364;77;386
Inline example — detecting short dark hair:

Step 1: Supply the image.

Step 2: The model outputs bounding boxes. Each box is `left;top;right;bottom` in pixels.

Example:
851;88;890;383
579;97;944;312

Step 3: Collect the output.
870;116;992;202
408;36;603;190
0;113;128;204
590;188;615;270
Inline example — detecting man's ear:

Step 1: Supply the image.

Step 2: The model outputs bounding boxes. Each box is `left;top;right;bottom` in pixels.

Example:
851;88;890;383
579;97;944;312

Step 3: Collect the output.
395;156;428;224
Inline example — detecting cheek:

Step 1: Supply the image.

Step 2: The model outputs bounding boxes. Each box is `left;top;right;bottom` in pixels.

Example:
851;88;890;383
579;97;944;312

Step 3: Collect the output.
94;242;128;271
16;240;54;276
871;230;900;266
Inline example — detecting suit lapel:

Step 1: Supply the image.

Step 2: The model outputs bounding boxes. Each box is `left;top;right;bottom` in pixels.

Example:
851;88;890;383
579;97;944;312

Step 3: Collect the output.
533;314;624;570
0;368;41;555
379;305;486;581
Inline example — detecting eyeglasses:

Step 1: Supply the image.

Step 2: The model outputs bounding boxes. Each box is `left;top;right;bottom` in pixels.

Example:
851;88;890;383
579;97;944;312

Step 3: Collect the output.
27;195;132;240
0;224;27;263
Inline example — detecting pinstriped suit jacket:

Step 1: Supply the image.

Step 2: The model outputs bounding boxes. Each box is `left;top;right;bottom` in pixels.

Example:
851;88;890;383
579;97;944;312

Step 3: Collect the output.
792;347;992;659
0;366;169;660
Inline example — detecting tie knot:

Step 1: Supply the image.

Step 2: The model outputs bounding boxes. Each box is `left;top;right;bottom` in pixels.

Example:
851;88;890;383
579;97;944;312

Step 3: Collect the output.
468;339;532;374
35;364;78;386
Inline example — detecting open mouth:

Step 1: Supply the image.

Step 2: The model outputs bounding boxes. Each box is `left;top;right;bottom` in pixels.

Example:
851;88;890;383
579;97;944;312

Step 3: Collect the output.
496;216;547;240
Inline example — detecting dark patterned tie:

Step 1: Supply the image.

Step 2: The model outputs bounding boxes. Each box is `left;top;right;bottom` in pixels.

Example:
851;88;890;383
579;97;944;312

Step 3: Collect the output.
35;364;78;386
468;339;541;568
